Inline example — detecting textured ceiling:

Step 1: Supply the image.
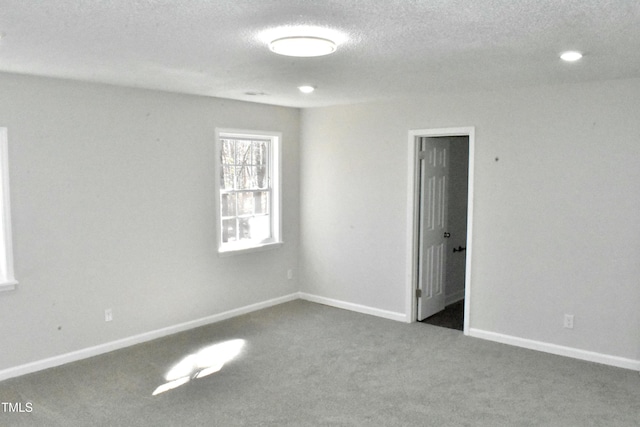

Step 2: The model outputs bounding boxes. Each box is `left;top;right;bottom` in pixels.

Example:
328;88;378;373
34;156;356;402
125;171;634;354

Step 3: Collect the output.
1;0;639;108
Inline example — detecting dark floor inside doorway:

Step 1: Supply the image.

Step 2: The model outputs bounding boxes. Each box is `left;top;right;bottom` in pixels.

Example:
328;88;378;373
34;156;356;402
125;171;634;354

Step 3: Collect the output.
421;299;464;331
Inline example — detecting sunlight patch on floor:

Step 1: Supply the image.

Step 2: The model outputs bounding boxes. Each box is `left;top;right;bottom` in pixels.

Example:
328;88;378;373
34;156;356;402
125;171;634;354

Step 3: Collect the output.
153;339;245;396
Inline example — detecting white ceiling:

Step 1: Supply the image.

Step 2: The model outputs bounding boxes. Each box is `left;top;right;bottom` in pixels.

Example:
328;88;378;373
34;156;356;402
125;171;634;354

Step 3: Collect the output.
1;0;639;108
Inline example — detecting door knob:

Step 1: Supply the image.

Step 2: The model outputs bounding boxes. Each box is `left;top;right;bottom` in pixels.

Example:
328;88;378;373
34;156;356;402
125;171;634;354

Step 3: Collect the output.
444;232;451;238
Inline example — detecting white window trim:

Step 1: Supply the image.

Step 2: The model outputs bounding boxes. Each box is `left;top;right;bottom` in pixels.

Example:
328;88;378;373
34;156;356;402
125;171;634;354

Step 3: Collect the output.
0;128;17;292
214;128;283;256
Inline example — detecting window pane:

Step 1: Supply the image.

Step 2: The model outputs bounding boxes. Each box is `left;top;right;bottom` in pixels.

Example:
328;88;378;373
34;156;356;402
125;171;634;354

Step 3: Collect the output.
254;191;268;214
238;217;251;240
237;192;254;216
221;166;235;190
221;193;236;217
250;215;271;241
249;166;259;189
256;166;268;188
253;141;268;166
222;219;237;243
221;140;235;165
237;165;254;190
236;141;251;166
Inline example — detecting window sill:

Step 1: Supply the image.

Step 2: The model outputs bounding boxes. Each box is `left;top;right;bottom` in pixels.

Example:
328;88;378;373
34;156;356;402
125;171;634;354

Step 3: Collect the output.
0;280;18;293
218;241;283;257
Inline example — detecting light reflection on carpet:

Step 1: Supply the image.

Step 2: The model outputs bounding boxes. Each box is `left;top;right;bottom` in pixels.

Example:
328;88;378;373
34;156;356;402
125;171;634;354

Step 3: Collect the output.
152;339;245;396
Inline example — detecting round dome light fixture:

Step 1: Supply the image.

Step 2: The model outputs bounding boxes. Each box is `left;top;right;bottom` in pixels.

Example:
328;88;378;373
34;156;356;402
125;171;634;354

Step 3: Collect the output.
298;85;315;94
560;51;583;62
269;36;337;57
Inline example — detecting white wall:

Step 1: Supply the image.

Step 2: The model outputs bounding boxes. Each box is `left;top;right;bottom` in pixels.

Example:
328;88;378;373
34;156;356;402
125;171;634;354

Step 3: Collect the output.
300;78;640;363
1;71;638;373
0;73;300;370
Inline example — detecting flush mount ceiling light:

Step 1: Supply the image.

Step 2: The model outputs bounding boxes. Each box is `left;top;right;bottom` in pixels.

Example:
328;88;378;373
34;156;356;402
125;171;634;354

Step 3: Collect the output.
298;85;315;94
560;51;583;62
269;36;337;57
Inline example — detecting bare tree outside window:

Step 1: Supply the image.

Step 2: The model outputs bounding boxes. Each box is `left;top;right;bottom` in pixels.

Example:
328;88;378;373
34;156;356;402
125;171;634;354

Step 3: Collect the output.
220;137;271;244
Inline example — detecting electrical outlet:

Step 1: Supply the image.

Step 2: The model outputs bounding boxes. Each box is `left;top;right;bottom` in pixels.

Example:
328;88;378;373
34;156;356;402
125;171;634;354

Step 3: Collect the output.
105;308;113;322
287;269;293;280
563;314;574;329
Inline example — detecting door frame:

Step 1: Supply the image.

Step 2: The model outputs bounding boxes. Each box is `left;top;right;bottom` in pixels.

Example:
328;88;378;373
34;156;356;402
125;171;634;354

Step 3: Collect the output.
405;127;475;334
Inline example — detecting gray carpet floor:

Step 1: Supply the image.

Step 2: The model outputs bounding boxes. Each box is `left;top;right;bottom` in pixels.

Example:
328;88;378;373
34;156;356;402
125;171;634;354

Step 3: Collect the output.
1;300;639;426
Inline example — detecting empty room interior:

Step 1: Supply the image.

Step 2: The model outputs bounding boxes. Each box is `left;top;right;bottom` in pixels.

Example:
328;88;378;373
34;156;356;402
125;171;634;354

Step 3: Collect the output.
0;1;639;425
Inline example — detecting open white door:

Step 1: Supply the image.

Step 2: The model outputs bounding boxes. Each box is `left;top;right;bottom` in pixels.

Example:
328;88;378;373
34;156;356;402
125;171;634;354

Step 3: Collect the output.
417;137;450;321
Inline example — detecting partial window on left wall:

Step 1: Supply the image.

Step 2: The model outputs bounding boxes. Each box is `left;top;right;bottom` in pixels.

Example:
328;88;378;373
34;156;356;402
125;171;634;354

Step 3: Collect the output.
0;128;17;291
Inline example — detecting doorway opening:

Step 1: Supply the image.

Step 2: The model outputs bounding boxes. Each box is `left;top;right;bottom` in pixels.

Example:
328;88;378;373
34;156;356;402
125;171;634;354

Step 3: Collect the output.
405;127;474;335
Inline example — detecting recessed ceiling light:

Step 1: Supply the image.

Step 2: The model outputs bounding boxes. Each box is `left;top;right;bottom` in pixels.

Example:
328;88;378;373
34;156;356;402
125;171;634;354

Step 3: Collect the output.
269;36;337;57
560;51;583;62
298;85;315;94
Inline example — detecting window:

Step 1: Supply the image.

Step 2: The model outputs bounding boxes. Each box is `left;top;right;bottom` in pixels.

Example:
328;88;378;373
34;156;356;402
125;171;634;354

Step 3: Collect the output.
0;128;17;291
215;129;282;254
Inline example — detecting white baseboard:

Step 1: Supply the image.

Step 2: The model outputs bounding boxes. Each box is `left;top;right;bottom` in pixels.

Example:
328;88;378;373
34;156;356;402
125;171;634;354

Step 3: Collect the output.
445;289;465;306
0;293;299;382
469;328;640;372
299;292;408;322
4;294;636;382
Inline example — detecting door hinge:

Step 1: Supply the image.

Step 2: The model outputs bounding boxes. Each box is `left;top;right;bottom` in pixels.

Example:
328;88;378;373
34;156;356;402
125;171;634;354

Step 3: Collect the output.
416;288;422;298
